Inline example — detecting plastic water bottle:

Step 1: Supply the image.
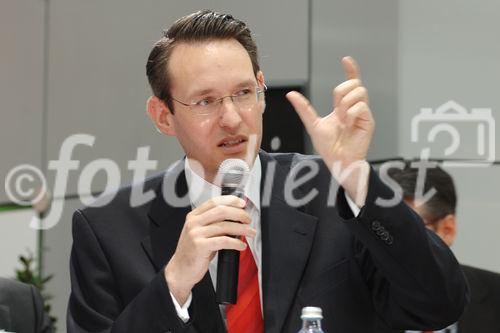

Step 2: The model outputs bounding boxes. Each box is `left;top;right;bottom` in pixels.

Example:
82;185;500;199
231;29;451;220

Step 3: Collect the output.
297;306;325;333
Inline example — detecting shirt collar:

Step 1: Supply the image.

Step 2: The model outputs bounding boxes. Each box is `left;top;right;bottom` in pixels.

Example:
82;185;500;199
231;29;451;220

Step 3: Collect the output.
184;155;261;211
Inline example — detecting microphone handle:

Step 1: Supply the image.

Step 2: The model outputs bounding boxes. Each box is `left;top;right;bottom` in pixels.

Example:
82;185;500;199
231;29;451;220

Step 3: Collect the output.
216;186;244;304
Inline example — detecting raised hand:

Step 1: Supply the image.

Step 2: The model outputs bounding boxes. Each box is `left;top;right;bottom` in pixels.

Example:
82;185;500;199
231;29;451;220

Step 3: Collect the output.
286;57;375;205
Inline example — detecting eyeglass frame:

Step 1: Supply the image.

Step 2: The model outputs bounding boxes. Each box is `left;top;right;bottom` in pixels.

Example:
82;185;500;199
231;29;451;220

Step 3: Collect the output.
169;84;267;116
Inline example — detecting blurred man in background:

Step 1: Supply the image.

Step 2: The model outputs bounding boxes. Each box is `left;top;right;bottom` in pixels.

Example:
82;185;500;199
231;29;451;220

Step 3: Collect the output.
388;162;500;333
0;277;53;333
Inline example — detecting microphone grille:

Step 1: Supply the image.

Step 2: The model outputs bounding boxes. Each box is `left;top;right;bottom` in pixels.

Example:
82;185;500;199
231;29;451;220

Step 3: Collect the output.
218;159;250;187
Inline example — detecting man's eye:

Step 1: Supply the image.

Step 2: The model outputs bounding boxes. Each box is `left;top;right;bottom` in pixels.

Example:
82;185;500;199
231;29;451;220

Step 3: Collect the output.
235;89;252;97
195;98;214;107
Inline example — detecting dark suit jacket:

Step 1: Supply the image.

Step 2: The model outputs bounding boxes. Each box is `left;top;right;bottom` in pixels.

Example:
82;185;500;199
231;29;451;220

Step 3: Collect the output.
0;278;53;333
458;265;500;332
67;152;468;333
393;265;500;332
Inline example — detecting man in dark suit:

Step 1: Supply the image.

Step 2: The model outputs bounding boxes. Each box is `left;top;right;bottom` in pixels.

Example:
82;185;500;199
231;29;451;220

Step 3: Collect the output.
0;277;53;333
388;162;500;333
67;10;468;332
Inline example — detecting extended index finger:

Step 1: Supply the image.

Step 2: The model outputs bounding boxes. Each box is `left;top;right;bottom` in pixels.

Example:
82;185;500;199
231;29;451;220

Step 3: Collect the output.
286;91;319;132
342;56;361;81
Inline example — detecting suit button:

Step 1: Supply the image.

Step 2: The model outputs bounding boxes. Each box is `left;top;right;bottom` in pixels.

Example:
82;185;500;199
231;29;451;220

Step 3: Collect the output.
376;228;386;236
380;232;390;241
371;220;381;230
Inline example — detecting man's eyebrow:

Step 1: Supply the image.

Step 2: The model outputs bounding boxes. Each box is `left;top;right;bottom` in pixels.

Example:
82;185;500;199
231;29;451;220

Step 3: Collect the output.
189;88;214;97
234;79;257;88
188;79;258;98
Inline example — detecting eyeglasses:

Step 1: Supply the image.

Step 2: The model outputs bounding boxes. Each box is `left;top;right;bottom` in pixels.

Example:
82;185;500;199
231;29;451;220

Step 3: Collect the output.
170;84;267;116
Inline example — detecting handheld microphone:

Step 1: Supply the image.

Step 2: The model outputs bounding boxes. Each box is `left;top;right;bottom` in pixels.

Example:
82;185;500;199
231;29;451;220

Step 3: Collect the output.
215;158;250;304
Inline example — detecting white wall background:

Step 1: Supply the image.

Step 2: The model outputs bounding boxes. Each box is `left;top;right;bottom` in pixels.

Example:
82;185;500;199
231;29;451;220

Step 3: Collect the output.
0;0;45;203
1;1;499;331
311;0;399;160
0;210;37;278
445;166;500;272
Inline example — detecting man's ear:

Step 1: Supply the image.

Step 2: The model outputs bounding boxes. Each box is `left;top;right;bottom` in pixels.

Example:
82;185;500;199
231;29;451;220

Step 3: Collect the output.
146;96;176;136
256;71;266;89
256;71;266;114
435;214;457;247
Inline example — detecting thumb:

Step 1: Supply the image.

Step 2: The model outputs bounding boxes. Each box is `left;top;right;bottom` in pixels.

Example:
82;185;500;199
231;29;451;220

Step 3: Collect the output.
286;91;319;132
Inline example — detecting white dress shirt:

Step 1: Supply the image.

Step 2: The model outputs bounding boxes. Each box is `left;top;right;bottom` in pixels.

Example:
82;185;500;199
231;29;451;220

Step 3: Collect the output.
170;156;360;322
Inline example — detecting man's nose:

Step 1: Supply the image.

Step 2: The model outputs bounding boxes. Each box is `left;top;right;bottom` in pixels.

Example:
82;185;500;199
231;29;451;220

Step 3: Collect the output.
218;97;242;129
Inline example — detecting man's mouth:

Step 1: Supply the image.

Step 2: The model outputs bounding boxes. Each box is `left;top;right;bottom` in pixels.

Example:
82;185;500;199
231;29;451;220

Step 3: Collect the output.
219;139;245;147
218;137;247;147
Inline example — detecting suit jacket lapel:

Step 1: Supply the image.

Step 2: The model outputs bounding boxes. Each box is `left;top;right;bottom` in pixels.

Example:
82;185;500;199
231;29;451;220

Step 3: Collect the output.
143;159;224;331
145;159;190;271
259;152;318;333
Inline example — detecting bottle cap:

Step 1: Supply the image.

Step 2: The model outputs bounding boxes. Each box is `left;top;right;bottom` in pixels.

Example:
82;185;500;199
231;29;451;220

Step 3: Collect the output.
301;306;323;320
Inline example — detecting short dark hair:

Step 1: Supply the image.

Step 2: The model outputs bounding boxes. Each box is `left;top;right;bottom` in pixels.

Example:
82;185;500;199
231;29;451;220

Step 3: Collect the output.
146;10;261;113
388;161;457;221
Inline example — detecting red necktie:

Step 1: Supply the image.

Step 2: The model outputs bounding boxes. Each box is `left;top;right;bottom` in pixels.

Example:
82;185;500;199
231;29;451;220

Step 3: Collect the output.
226;237;263;333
